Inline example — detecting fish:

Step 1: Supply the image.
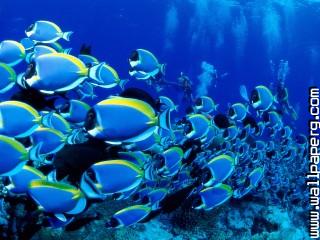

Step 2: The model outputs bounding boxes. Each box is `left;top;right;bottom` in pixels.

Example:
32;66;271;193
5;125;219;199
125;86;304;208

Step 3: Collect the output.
184;114;210;140
124;133;161;152
105;205;151;228
0;63;16;94
29;127;66;160
223;125;239;141
80;160;143;198
6;165;45;194
25;44;71;63
58;99;90;124
25;20;73;43
228;103;248;121
0;40;26;66
263;111;283;130
75;81;97;100
28;180;87;215
158;96;178;112
204;154;235;187
129;49;164;80
194;183;233;210
23;53;105;94
88;63;128;89
155;146;184;177
144;188;168;210
86;97;171;143
41;112;72;134
0;101;41;138
194;96;218;114
0;135;28;176
240;85;274;112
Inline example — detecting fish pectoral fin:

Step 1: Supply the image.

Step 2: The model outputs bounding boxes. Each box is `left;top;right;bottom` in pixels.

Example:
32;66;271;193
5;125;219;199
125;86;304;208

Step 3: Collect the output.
88;62;106;83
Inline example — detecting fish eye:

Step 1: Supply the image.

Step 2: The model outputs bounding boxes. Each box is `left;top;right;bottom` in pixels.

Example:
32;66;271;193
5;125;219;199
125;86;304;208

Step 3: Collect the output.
251;90;259;104
184;122;193;135
25;62;36;79
26;23;34;32
87;168;98;183
84;109;97;131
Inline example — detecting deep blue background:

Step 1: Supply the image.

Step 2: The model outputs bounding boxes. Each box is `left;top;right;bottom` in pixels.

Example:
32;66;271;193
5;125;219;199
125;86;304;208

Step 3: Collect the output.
1;0;319;133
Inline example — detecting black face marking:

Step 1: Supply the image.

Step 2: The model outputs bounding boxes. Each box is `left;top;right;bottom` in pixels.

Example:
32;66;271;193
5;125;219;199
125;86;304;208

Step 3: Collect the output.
25;62;36;79
129;50;139;62
86;168;98;186
184;121;193;135
203;168;212;184
26;23;34;32
84;109;97;131
251;89;260;104
229;107;235;117
195;98;202;106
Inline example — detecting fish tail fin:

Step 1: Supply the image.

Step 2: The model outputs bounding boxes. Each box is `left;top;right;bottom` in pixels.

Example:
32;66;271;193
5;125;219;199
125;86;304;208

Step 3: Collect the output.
119;79;129;90
29;142;43;162
88;62;105;84
61;31;73;41
158;108;171;131
41;111;54;128
239;85;249;102
63;48;72;54
16;73;27;89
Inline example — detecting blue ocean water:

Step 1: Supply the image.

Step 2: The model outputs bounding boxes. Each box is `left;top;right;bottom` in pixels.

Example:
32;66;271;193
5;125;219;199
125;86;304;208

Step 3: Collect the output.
1;0;317;133
0;1;315;239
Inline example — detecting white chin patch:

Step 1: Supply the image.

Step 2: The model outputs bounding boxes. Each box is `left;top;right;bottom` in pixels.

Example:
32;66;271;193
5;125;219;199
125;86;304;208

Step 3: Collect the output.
252;100;261;109
129;60;140;68
25;31;32;37
88;127;102;138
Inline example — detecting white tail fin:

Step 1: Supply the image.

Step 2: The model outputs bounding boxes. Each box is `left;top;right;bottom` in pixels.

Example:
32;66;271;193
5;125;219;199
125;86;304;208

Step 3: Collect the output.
239;85;249;102
62;31;73;41
88;62;105;84
158;109;172;131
